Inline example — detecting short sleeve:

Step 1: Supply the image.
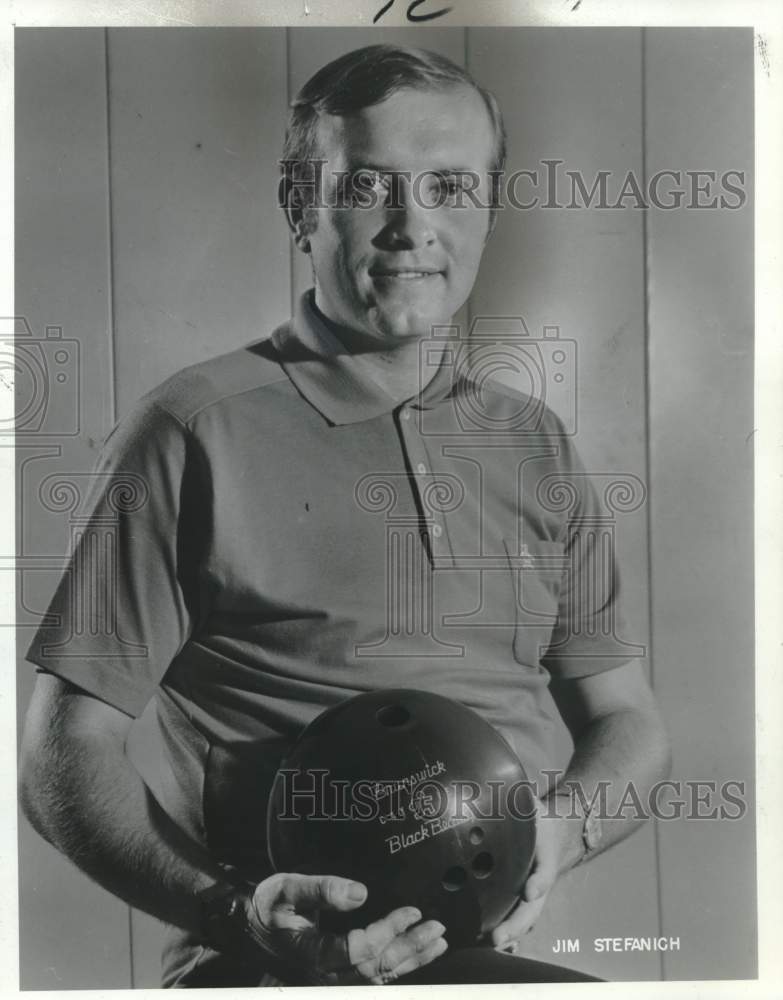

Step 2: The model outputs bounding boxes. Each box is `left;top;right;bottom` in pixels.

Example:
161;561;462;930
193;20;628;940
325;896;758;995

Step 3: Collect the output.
540;428;638;681
25;399;201;717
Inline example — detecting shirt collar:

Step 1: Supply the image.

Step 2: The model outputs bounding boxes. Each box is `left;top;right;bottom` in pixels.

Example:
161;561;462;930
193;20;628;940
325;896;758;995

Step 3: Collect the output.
272;290;460;426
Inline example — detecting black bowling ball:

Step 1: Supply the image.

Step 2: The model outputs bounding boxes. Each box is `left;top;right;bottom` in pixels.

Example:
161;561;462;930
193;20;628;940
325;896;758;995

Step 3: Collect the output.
267;689;537;947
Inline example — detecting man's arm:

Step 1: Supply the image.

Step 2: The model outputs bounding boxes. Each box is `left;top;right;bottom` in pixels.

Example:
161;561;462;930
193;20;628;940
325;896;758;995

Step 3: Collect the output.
492;659;671;948
19;673;447;984
19;672;227;926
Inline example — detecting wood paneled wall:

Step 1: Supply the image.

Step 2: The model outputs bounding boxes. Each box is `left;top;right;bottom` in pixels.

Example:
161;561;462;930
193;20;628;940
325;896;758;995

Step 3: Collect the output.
645;28;755;980
15;26;754;987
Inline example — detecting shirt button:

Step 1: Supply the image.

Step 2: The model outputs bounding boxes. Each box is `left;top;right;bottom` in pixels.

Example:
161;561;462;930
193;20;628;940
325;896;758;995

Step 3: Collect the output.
432;524;443;538
416;463;427;474
401;408;411;421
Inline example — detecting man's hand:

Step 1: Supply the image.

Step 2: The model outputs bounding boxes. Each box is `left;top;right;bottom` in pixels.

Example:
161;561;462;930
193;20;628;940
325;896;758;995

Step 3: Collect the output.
248;873;448;985
490;799;578;951
491;661;672;953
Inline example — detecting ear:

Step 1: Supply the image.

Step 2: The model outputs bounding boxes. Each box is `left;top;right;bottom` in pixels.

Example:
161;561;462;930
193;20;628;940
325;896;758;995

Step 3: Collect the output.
484;208;499;245
280;180;312;253
282;184;313;254
293;222;311;255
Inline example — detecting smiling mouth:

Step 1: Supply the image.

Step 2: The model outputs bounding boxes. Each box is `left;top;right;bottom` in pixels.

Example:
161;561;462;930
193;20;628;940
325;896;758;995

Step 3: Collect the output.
370;270;442;280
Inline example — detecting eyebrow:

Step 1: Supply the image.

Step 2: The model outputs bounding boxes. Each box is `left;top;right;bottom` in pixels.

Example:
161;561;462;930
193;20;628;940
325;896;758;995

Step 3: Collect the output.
343;161;484;177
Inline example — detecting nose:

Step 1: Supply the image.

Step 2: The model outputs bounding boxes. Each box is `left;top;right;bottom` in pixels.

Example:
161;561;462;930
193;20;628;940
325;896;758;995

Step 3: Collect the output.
373;176;437;251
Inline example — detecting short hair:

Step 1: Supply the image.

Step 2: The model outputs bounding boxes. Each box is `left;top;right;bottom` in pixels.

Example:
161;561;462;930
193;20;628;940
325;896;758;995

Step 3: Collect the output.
280;43;506;216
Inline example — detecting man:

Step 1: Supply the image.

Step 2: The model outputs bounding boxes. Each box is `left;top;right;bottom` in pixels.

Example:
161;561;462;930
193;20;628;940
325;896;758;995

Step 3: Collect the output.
19;45;670;986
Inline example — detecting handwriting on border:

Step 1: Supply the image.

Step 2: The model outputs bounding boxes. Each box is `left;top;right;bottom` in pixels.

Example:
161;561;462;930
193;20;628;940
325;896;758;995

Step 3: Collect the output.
374;0;453;25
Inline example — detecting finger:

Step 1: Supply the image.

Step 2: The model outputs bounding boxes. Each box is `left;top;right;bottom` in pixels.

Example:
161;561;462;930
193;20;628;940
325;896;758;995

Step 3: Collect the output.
347;906;422;966
275;874;368;914
356;921;447;984
361;919;445;976
524;870;553;903
373;935;449;984
530;842;560;882
492;894;547;946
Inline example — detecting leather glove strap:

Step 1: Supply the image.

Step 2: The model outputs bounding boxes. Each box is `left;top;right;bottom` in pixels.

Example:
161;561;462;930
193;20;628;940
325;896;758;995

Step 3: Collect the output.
199;881;349;986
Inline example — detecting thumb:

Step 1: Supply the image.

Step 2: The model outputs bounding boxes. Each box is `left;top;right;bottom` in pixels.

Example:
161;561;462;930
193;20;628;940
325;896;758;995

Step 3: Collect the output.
282;874;368;913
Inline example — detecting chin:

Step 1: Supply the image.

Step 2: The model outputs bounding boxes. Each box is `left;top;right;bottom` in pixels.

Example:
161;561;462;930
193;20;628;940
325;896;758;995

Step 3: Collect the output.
373;308;449;342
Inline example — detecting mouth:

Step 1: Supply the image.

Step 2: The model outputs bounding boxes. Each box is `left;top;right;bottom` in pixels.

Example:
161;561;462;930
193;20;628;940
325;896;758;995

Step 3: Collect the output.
369;268;443;282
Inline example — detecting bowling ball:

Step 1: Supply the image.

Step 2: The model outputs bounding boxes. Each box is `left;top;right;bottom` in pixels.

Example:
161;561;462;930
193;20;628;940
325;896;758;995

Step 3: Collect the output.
267;689;537;947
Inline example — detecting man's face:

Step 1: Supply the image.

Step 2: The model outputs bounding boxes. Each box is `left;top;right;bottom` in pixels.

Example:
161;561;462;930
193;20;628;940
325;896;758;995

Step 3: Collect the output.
303;84;496;347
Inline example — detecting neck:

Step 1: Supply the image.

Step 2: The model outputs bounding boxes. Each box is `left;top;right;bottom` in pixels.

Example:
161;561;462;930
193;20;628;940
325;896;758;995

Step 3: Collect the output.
311;298;449;404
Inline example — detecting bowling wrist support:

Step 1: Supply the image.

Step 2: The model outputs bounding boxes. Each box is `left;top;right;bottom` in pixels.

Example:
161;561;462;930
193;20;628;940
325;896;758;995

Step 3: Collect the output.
198;880;333;986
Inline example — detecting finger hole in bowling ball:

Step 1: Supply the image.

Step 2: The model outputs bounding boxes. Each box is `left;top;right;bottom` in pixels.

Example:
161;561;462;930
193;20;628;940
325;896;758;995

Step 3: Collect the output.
376;704;411;727
469;826;484;845
441;866;468;892
471;851;494;878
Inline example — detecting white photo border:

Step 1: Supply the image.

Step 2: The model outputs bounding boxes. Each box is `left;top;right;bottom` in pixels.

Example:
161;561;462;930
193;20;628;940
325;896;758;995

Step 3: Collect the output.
1;2;780;998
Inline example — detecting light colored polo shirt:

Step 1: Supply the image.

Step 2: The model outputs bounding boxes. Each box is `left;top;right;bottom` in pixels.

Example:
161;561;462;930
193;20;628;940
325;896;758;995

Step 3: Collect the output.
27;289;635;852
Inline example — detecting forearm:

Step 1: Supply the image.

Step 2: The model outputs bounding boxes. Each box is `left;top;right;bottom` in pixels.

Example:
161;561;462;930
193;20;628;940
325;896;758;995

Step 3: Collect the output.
19;680;451;987
20;685;226;933
544;702;672;873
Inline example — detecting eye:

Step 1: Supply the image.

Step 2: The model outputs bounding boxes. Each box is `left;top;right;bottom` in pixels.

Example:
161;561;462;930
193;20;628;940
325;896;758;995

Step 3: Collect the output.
366;170;391;193
417;172;469;208
438;174;468;200
347;169;392;207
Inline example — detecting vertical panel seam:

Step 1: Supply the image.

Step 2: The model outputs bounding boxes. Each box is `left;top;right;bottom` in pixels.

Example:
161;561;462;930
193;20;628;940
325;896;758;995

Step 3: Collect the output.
286;27;295;321
103;25;131;988
641;26;666;984
127;910;135;989
464;26;473;334
104;27;117;428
